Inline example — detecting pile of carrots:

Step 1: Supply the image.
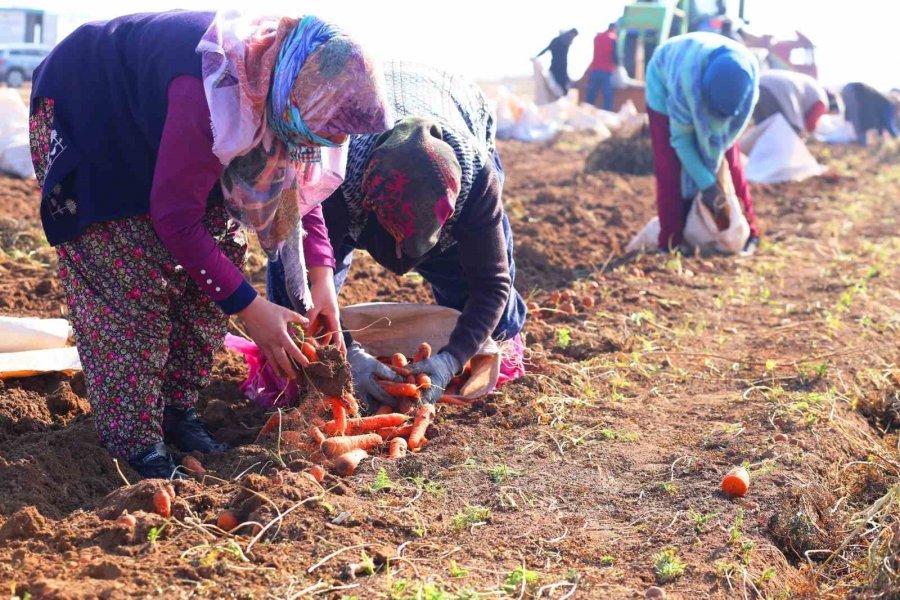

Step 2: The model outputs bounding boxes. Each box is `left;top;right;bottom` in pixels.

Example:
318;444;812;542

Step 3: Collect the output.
258;342;478;479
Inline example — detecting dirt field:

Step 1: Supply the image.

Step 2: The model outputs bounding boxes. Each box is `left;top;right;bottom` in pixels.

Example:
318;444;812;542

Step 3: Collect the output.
0;133;898;599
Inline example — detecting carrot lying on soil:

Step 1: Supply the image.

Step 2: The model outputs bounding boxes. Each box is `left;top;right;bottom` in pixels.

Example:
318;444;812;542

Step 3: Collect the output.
413;342;432;362
258;412;284;438
377;381;420;398
329;397;347;436
164;484;176;501
310;425;326;445
321;433;384;458
217;510;239;532
439;395;475;407
181;456;206;477
116;513;137;528
407;404;435;451
416;373;432;390
376;424;414;441
340;392;360;417
308;465;326;482
153;490;172;518
722;466;750;497
388;437;408;458
391;353;408;368
330;448;368;476
323;413;409;436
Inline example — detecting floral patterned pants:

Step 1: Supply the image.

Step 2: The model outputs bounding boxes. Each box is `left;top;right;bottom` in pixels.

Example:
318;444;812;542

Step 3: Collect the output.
57;212;246;458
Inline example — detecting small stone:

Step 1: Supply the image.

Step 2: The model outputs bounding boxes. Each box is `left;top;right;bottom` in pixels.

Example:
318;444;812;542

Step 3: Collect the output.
646;586;666;599
85;561;122;580
773;433;790;443
483;403;499;416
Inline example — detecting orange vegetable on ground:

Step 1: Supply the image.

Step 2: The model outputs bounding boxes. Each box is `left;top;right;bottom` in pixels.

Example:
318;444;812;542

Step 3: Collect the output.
388;437;408;458
321;433;384;458
440;395;475;407
330;448;368;476
377;381;421;399
153;490;172;518
164;484;176;501
322;413;409;436
116;513;137;528
413;342;432;362
181;456;205;477
217;510;239;532
407;404;435;451
376;424;414;441
310;426;326;445
308;465;326;482
721;466;750;497
329;397;347;436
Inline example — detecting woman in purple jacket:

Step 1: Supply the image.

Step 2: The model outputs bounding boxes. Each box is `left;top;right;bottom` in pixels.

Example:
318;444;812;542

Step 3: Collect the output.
29;10;391;479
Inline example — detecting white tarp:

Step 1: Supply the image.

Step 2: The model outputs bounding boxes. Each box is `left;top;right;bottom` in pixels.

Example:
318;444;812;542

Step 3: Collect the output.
742;113;825;184
0;316;81;379
0;88;35;179
813;113;858;144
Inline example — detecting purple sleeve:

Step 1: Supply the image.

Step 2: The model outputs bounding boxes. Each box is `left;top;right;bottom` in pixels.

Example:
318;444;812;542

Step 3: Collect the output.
149;75;257;315
301;204;336;269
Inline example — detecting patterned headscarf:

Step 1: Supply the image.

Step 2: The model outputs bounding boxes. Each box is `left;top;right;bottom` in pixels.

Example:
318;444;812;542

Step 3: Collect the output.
361;118;462;258
197;11;390;306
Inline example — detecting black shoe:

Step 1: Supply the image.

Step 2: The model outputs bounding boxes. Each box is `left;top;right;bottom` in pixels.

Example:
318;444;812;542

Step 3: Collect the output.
127;442;182;480
742;235;760;256
163;407;229;454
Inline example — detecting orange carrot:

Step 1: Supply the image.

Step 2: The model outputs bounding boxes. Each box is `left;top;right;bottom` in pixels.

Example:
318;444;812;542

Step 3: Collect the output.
153;490;172;518
330;448;368;476
301;341;318;363
321;433;384;458
376;424;415;441
322;413;409;436
377;381;420;398
329;397;347;436
439;395;475;407
582;296;595;308
416;373;432;390
310;426;326;445
388;437;408;459
258;412;283;437
560;301;576;315
340;392;360;417
116;513;136;528
181;456;206;478
375;405;393;415
308;465;326;482
391;353;409;368
309;451;326;465
392;365;412;378
407;404;435;451
413;342;432;362
217;510;239;532
164;484;176;502
722;467;750;497
560;290;572;302
549;290;561;304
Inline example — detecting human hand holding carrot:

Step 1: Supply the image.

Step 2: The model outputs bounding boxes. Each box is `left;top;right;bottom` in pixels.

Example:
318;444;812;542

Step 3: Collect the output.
238;296;310;378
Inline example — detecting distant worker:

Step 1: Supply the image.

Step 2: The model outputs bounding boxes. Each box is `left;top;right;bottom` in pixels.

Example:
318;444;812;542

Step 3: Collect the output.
585;23;619;110
535;28;579;94
841;82;899;146
754;70;828;135
645;32;760;253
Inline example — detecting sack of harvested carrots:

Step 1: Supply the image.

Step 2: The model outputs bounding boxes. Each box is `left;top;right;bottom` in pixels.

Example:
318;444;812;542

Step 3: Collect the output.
341;302;501;401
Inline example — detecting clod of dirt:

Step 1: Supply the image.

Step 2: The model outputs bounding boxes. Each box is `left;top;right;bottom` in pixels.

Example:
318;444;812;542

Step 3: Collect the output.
85;560;123;580
34;278;56;295
768;485;840;562
203;399;231;429
46;382;89;417
226;471;320;523
645;586;666;599
585;134;655;175
97;480;200;521
0;506;50;542
299;346;352;398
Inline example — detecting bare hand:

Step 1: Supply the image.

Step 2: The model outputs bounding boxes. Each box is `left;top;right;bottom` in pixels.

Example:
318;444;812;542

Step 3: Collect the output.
238;296;309;378
306;266;345;356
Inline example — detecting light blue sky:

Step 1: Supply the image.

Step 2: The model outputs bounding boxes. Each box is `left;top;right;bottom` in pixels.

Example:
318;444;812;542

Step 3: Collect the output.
20;0;900;91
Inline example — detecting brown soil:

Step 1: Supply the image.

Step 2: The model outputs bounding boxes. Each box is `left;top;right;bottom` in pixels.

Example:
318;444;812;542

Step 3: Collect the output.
0;139;898;599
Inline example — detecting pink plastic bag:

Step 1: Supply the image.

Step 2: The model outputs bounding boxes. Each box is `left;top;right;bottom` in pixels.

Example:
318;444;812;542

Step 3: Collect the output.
224;334;299;409
497;333;525;386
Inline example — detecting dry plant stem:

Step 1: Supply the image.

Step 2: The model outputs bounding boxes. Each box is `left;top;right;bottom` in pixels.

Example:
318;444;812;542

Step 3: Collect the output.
306;543;370;574
112;458;131;487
